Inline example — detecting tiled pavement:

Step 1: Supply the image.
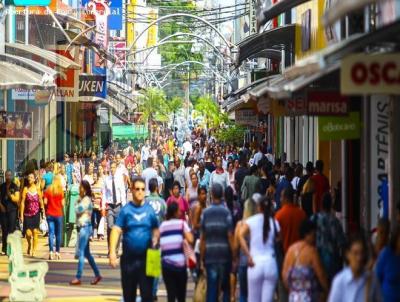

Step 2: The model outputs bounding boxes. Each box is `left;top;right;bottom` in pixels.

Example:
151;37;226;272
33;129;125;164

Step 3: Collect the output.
0;235;195;301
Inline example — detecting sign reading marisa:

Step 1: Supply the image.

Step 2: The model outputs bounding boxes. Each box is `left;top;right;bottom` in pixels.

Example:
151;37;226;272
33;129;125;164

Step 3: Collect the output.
0;111;33;140
78;74;107;102
318;112;360;141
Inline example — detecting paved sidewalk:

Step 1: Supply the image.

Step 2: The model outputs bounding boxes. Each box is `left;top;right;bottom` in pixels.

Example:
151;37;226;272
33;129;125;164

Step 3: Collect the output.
0;234;195;301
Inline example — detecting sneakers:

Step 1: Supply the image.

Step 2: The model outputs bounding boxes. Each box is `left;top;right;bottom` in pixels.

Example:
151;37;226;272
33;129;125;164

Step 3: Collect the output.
55;252;61;260
49;252;54;260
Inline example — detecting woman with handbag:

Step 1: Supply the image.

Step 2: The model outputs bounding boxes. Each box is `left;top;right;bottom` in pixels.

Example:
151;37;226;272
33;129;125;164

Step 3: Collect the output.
70;180;102;286
239;196;281;302
43;175;65;260
159;202;193;302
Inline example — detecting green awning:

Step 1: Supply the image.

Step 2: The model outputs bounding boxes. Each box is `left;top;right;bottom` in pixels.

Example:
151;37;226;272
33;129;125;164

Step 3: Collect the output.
112;124;149;140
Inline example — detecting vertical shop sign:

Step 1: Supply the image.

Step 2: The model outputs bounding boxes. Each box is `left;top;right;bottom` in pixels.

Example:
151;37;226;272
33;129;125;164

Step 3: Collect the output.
370;95;389;227
109;0;122;30
249;0;257;34
147;8;158;47
109;40;127;70
87;0;110;69
52;47;79;102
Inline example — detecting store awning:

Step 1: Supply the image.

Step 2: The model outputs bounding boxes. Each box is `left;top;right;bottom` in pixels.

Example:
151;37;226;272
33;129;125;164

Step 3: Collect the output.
112;124;149;141
236;24;295;66
0;53;58;82
257;0;311;29
323;0;386;27
5;43;81;70
0;61;56;90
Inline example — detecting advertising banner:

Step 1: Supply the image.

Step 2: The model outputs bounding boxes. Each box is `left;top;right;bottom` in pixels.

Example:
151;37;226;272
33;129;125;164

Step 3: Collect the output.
78;74;107;102
109;40;127;70
318;111;360;141
341;53;400;95
307;91;348;116
147;8;158;48
370;95;390;227
0;111;33;140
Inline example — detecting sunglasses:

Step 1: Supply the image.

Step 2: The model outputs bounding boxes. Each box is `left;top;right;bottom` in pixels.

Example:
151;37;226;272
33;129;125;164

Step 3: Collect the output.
135;187;145;191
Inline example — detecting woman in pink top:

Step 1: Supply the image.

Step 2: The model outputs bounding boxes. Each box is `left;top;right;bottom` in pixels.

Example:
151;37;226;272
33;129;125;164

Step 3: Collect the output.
166;181;189;221
20;173;44;257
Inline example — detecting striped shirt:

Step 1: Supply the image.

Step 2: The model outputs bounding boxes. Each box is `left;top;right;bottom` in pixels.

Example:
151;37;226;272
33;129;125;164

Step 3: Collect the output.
159;219;190;269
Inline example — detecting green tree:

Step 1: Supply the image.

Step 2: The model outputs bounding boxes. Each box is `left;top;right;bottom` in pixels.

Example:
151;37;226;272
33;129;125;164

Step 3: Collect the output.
193;94;228;131
215;124;246;146
138;87;167;137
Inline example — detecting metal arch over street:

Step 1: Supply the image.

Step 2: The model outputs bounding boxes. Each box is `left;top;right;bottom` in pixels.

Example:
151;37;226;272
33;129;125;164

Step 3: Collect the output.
126;13;234;59
138;32;227;65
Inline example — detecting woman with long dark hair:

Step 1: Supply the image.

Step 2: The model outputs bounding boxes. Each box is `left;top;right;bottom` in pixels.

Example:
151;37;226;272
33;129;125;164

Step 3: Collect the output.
238;196;281;301
70;180;102;285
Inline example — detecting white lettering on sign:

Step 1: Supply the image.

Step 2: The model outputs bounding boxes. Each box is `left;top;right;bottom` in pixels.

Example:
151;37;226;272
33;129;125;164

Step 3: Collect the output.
341;53;400;94
308;101;347;114
249;0;257;34
79;80;104;92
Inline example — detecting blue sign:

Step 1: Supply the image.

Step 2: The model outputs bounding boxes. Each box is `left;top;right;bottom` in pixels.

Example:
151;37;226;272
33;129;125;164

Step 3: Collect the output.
78;74;107;101
109;0;122;30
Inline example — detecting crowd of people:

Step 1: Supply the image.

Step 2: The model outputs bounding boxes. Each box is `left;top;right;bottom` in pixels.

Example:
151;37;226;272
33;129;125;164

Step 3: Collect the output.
0;130;400;302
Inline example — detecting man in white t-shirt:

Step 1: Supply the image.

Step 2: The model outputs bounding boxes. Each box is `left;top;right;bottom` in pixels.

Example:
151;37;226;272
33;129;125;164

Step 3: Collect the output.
141;140;150;168
141;157;158;196
183;139;193;156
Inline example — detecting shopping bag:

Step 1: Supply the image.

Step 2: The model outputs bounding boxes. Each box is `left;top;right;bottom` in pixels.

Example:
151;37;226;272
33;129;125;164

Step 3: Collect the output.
97;217;105;236
183;240;197;269
146;249;161;277
193;273;207;302
39;216;48;234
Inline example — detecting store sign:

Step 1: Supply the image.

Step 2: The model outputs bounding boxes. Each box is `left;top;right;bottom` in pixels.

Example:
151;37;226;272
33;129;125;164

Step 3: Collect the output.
12;89;35;100
235;109;258;126
78;74;107;102
52;48;79;102
370;96;389;227
341;53;400;95
0;111;33;140
249;0;257;34
147;8;158;47
109;40;127;69
307;91;348;116
257;97;270;114
109;0;122;30
318;111;360;141
286;96;307;116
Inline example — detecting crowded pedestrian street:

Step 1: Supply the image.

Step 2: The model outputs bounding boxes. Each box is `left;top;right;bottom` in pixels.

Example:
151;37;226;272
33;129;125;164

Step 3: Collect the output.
1;0;400;301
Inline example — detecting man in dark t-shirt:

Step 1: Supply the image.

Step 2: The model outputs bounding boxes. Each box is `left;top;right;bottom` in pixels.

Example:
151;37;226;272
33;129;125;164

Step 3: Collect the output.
200;183;234;302
0;170;20;254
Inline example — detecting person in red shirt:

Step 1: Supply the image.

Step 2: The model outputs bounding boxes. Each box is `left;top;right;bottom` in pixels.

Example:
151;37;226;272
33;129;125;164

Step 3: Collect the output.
124;149;136;168
275;187;306;254
166;181;189;221
310;160;330;214
43;175;65;260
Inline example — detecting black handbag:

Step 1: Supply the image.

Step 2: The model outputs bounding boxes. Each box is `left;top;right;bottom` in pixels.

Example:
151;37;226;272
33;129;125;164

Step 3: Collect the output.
273;220;284;273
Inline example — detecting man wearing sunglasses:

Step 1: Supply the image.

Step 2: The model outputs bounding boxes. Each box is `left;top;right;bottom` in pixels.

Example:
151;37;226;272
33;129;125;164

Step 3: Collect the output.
109;177;159;302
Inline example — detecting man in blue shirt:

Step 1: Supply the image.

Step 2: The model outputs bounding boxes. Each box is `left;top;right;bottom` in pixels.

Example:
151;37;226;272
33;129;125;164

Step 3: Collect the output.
109;177;159;302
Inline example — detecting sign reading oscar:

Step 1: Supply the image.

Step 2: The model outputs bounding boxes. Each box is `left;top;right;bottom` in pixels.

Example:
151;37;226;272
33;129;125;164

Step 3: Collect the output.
341;53;400;95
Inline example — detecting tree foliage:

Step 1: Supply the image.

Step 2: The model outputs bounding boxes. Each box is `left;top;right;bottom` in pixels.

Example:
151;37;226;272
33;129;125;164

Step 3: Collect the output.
193;94;228;130
215;124;246;146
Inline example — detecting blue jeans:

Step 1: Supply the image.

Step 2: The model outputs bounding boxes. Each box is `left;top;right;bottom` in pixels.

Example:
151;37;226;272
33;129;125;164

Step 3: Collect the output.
238;265;248;302
76;225;100;279
47;215;63;253
206;263;231;302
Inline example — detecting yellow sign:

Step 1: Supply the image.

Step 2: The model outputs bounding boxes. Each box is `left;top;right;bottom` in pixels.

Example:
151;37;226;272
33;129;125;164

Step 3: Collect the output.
126;0;136;49
341;53;400;95
147;9;158;48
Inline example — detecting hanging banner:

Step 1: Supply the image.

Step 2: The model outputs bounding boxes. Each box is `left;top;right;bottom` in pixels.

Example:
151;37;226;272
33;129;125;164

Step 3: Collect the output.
0;111;33;140
249;0;257;35
86;0;110;69
78;74;107;102
370;95;390;227
146;8;158;48
341;53;400;95
109;40;127;70
318;111;360;141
